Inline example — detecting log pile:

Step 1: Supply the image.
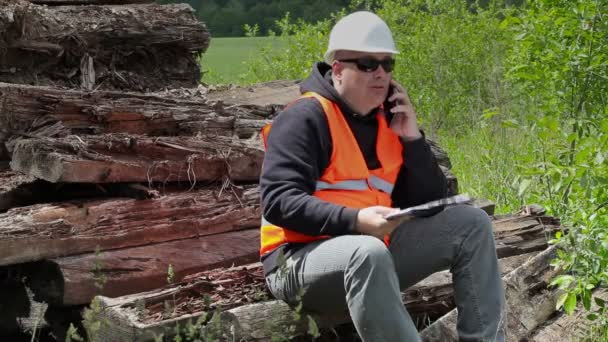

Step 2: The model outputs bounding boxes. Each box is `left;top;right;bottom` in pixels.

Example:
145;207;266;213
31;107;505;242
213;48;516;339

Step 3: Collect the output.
0;0;209;91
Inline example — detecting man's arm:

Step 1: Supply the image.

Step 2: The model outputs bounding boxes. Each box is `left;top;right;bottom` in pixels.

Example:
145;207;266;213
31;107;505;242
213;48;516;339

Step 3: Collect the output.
385;80;448;210
391;136;448;210
260;99;359;236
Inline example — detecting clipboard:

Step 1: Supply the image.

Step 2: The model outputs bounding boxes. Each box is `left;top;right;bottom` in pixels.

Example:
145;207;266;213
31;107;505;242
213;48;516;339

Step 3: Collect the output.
385;194;473;221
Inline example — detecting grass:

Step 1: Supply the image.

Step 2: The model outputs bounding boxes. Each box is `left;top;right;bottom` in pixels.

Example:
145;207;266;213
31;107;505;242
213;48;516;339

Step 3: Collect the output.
199;36;284;85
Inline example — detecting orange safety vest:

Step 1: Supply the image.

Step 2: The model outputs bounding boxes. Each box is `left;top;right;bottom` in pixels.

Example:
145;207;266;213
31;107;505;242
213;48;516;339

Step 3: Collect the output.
259;92;404;256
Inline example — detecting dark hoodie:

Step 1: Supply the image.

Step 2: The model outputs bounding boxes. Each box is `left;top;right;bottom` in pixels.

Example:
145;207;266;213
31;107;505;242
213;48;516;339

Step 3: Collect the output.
260;62;448;274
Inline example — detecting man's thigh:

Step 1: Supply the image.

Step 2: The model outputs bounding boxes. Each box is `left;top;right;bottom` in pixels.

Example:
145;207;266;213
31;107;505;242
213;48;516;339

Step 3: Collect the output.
388;205;491;289
266;234;388;314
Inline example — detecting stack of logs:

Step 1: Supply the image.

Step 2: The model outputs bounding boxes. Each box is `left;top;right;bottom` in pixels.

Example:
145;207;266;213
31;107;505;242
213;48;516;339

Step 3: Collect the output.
0;0;209;91
0;0;590;341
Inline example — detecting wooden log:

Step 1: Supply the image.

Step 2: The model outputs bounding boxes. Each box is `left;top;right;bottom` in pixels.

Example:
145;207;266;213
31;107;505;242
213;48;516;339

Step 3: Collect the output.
37;228;261;306
8;133;457;186
8;136;457;190
0;82;278;141
26;209;558;308
10;134;265;183
0;169;38;212
528;288;608;342
206;80;301;110
420;245;562;342
86;252;540;341
0;168;174;212
0;3;209;91
0;185;259;266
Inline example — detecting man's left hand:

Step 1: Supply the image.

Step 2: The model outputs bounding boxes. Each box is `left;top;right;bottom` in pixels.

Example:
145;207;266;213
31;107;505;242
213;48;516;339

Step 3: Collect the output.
387;79;422;141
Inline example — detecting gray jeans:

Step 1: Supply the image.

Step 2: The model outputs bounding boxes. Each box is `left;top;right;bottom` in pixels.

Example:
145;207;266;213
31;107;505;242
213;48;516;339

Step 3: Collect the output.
265;205;505;342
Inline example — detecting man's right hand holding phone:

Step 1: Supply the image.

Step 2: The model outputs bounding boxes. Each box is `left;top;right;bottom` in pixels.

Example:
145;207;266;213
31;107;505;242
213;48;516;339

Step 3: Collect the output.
387;79;422;141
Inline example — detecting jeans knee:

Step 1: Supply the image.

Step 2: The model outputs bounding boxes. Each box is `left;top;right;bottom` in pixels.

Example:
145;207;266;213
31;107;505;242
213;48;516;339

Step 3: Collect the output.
349;236;393;268
449;205;493;238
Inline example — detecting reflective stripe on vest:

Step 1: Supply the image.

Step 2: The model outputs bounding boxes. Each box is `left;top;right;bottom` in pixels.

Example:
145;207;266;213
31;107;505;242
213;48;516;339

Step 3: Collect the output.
316;177;394;194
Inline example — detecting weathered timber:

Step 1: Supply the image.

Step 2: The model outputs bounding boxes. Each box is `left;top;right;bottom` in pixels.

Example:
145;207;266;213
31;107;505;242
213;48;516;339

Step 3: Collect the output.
9;132;461;187
18;210;558;308
0;81;458;189
0;82;280;141
0;185;259;266
493;214;561;258
10;134;264;183
0;3;209;90
528;288;608;341
87;252;539;341
0;169;172;212
206;80;301;110
0;169;37;212
420;245;562;342
38;228;261;306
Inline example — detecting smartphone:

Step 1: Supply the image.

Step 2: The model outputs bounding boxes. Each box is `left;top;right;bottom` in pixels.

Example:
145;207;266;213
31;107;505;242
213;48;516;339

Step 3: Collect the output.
383;84;396;116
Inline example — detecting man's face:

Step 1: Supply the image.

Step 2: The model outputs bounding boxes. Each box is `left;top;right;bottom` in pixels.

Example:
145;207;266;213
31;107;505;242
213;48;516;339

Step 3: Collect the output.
332;50;394;114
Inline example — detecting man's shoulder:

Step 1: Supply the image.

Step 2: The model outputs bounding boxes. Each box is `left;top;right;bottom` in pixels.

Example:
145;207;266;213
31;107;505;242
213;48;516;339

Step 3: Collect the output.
275;96;327;124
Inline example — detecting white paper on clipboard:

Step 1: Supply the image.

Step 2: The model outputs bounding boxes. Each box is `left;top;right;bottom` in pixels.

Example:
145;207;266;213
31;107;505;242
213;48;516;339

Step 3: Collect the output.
385;194;472;221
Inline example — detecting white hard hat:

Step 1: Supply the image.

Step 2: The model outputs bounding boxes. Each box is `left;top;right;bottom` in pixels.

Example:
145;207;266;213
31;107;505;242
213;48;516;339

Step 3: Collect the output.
324;11;399;64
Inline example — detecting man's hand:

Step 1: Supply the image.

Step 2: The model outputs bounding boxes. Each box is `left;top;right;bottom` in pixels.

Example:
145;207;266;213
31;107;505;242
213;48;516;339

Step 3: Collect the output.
355;206;407;239
387;79;422;141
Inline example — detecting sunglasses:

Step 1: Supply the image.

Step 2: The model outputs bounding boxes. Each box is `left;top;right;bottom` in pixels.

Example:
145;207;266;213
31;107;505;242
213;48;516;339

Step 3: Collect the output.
337;57;396;73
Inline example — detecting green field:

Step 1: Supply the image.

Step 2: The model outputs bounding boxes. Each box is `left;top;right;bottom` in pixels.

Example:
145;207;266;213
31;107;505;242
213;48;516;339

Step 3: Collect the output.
199;36;284;85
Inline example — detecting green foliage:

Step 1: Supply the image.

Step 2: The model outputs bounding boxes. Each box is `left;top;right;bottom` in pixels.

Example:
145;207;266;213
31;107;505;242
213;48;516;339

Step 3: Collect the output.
379;0;512;134
167;263;175;284
91;246;107;291
199;36;285;84
240;12;337;83
439;125;528;214
157;0;350;37
65;323;84;342
81;297;109;342
503;1;608;335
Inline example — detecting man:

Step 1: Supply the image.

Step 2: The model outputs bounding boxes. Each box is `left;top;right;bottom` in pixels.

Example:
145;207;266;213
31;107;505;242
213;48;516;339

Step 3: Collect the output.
259;11;505;342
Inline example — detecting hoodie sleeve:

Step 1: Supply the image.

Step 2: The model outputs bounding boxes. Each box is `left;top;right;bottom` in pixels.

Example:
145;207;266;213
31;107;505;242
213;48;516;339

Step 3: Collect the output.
260;99;359;236
390;136;448;214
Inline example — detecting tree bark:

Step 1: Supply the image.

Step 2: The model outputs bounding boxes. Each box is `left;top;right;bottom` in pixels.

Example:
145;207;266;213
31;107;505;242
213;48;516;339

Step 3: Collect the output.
0;169;37;212
10;134;265;183
35;228;261;306
0;185;259;266
0;2;209;91
0;81;285;141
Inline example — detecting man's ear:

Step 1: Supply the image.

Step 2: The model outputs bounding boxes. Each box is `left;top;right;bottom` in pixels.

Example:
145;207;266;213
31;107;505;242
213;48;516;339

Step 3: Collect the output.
332;61;344;80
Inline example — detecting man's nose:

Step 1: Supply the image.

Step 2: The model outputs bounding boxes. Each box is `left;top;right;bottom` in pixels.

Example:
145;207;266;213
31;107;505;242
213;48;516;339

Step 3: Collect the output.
372;65;389;77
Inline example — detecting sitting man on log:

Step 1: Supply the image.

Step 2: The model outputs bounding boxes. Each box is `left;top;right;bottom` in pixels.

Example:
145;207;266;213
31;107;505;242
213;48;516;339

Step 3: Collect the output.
259;11;505;342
